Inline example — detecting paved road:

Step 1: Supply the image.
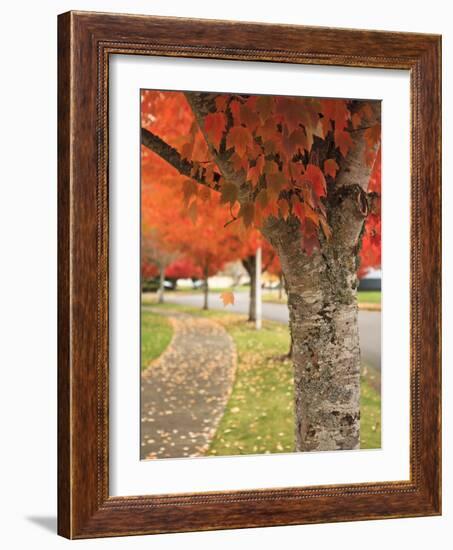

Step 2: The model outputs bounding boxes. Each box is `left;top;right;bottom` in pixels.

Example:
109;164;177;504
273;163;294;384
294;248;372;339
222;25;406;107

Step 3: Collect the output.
166;292;381;371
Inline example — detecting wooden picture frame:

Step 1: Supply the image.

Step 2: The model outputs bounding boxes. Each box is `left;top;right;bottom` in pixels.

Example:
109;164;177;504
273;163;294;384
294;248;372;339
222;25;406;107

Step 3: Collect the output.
58;10;441;539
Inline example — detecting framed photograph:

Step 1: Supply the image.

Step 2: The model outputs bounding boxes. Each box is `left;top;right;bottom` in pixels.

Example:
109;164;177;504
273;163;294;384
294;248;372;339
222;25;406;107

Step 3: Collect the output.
58;11;441;539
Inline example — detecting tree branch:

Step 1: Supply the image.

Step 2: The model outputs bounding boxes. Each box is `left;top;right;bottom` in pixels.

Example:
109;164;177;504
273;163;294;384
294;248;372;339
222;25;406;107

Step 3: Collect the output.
141;127;221;191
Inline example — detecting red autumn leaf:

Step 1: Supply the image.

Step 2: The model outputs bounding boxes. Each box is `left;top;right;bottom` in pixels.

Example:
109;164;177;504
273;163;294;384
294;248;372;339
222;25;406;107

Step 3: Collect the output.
263;159;279;176
199;186;211;202
226;126;253;158
275;97;305;133
239;202;255;227
187;200;197;224
182;179;198;205
360;103;373;120
220;181;239;206
278;198;289;220
239;103;260;133
180;141;193;160
291;195;304;222
215;95;229;112
304;163;327;197
301;218;320;256
204;112;227;150
246;155;265;186
319;217;332;239
323;158;339;179
302;202;321;226
256;189;269;208
267;172;286;197
228;152;248;174
256;117;280;143
364;124;381;149
335;130;353;157
256;95;274;122
351;112;362;130
281;127;309;158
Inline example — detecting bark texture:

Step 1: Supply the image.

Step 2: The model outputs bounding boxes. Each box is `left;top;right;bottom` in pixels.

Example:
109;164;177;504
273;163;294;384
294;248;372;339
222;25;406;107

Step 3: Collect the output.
203;266;209;310
156;265;165;304
262;206;365;451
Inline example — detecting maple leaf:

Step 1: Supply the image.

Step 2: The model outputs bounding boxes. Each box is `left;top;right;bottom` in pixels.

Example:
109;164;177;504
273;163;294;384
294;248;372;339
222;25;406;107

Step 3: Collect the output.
264;159;278;175
364;124;381;149
278;198;289;220
256;95;274;122
230;152;249;174
275;97;304;133
289;128;310;155
220;182;239;206
335;130;353;157
291;195;304;222
304;164;327;197
239;104;260;133
226;126;253;158
302;202;321;225
239;202;255;227
324;158;339;179
267;172;286;197
301;219;320;256
256;118;280;144
182;179;198;206
351;112;362;130
263;140;277;155
220;291;235;307
215;95;229;112
360;103;373;120
319;217;332;239
253;205;264;228
199;186;212;202
180;141;193;160
256;189;269;208
320;115;331;137
187;201;197;224
246;155;265;187
204;112;227;150
229;100;241;125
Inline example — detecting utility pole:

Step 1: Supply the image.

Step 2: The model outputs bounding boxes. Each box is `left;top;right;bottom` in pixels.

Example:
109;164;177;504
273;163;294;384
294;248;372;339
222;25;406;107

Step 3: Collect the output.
255;246;262;330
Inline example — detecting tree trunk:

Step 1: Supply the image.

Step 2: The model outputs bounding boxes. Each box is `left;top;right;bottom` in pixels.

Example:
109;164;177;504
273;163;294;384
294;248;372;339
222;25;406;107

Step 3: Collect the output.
157;265;165;304
262;185;368;451
278;273;284;300
242;256;256;322
203;266;209;310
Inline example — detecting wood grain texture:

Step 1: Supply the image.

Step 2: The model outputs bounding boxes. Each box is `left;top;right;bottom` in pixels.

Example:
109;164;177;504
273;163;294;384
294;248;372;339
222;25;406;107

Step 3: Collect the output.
57;10;441;539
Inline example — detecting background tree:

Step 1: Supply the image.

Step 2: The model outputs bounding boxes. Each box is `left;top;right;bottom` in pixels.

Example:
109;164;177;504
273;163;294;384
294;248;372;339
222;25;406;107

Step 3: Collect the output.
141;227;178;303
358;149;381;278
165;257;202;285
142;147;243;309
141;90;381;452
238;231;277;321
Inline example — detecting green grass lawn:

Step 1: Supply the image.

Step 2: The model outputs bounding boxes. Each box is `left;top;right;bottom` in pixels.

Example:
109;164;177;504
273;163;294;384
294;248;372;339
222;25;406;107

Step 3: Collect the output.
143;302;381;452
141;309;173;371
263;290;381;306
357;291;381;304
